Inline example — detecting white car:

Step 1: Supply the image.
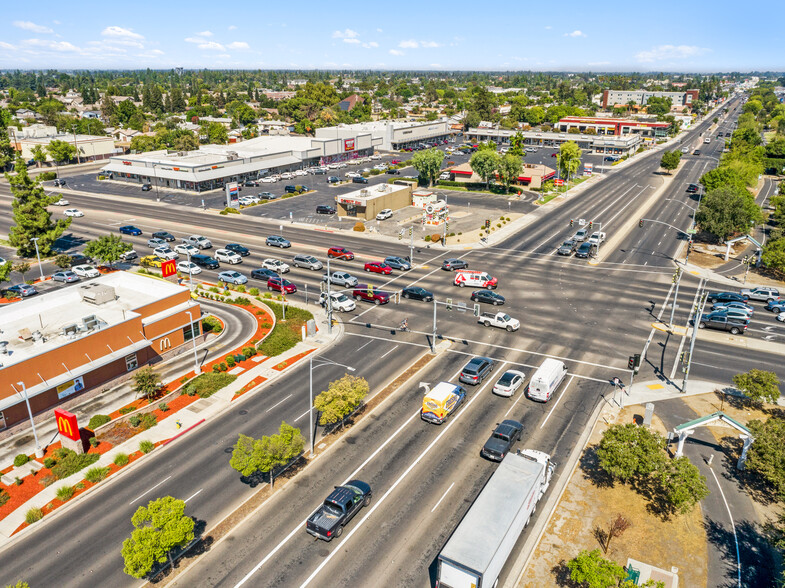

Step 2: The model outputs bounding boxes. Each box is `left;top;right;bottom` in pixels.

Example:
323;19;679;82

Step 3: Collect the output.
777;313;785;323
346;171;361;178
374;164;388;171
280;172;294;180
177;261;201;275
262;258;290;273
215;248;243;264
153;246;179;260
53;198;69;206
319;292;356;312
370;154;382;160
337;162;347;168
239;195;259;205
492;370;526;398
376;209;393;220
64;209;84;217
260;176;276;184
439;171;451;180
294;169;308;176
72;264;100;278
174;243;199;256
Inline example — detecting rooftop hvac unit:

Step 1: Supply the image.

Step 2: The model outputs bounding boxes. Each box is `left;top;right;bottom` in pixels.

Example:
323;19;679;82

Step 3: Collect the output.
0;341;8;355
62;324;79;338
79;283;116;305
82;315;100;331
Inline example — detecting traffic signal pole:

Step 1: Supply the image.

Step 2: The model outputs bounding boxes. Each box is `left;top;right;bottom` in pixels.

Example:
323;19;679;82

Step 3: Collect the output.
669;267;682;327
431;297;437;353
681;280;707;394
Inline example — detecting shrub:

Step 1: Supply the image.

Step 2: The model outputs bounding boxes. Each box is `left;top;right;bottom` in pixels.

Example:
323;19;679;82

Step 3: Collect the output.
211;365;221;375
88;414;111;429
497;223;502;228
220;207;240;215
183;372;237;398
139;440;154;454
220;362;228;372
38;474;56;488
43;457;57;469
158;402;170;412
39;171;57;181
0;489;10;507
202;316;223;333
506;217;511;222
119;406;134;415
249;287;259;296
114;453;130;466
89;437;99;448
25;507;44;524
236;285;246;293
129;415;141;427
233;297;252;306
242;346;257;357
14;454;30;467
54;447;71;459
51;450;100;479
353;222;366;232
140;413;157;430
15;477;22;486
431;234;441;243
209;287;219;293
424;235;432;242
56;485;75;501
226;355;236;367
84;466;110;483
260;321;272;329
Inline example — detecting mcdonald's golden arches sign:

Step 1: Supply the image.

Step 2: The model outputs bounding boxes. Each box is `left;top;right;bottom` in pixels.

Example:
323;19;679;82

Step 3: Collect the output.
54;408;80;441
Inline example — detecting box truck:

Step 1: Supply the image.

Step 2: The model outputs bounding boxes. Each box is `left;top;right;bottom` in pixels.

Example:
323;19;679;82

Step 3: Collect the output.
526;358;568;402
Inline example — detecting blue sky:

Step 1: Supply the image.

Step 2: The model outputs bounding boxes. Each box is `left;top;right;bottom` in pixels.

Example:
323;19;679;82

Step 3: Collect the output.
0;1;782;72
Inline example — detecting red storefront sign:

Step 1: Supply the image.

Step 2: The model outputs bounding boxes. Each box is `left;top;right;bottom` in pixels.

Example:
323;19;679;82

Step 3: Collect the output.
55;409;80;441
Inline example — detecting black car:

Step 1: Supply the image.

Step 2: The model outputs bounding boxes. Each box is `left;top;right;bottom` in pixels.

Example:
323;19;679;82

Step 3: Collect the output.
459;356;495;386
693;149;701;156
481;420;524;462
442;258;468;271
693;313;748;335
706;291;746;304
471;290;505;305
191;254;219;269
386;168;399;174
327;176;341;184
69;253;92;266
141;184;152;191
352;176;368;184
401;286;433;302
285;184;309;193
152;231;176;242
574;242;596;259
252;268;279;280
686;183;699;193
316;205;336;215
225;243;250;257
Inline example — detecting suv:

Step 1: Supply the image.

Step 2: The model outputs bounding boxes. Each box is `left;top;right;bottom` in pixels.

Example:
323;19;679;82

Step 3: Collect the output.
459;357;495;386
327;247;354;260
292;254;323;270
322;271;358;287
352;285;390;305
191;254;219;269
694;313;748;335
316;205;336;215
740;286;780;303
352;176;368;184
184;235;212;249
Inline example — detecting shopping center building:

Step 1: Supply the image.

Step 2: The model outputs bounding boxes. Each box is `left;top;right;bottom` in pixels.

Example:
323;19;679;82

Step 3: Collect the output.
0;273;202;430
555;117;670;139
317;119;451;151
465;127;642;157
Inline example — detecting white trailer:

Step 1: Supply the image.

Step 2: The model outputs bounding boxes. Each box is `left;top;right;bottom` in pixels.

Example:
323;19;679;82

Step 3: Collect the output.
436;449;554;588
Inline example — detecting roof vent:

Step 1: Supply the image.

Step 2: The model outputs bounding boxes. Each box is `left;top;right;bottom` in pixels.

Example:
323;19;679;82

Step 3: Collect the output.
79;283;116;305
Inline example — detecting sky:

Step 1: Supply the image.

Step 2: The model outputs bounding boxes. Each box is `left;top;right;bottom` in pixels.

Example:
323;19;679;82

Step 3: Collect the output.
0;1;783;72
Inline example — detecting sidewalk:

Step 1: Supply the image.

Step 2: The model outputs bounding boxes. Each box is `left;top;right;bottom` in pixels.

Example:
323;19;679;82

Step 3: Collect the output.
0;298;340;545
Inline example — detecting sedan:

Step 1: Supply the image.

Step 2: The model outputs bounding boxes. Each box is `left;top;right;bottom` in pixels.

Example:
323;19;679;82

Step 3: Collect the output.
384;256;410;270
218;270;248;285
316;205;336;215
442;258;468;271
777;313;785;323
6;283;38;297
267;276;296;294
364;262;392;275
376;209;393;220
152;231;176;242
52;270;80;283
401;286;433;302
72;264;100;278
471;290;505;305
346;171;361;178
707;309;753;321
141;255;165;268
259;192;278;200
706;291;746;304
262;259;290;273
215;249;243;264
225;243;250;257
147;238;167;248
712;301;754;316
766;300;785;313
557;239;577;256
53;198;69;206
64;209;84;217
174;243;199;257
119;225;143;236
153;247;179;260
327;176;341;184
238;196;259;206
327;247;354;260
492;370;526;398
176;261;201;275
266;236;291;248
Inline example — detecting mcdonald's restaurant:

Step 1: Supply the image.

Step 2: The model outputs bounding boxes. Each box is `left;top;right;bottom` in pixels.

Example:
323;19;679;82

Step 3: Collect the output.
0;273;202;431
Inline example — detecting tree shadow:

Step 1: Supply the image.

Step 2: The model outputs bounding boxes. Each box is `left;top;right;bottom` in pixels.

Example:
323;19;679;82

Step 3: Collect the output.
149;517;211;583
703;517;776;588
717;436;781;507
633;476;675;521
579;445;615;489
550;560;581;587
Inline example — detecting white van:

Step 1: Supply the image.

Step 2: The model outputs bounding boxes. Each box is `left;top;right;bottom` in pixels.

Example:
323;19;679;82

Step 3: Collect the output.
527;358;568;402
454;270;498;289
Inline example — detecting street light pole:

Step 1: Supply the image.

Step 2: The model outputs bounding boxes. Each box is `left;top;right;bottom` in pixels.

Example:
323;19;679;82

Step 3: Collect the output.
17;382;43;458
682;281;707;394
309;357;354;457
31;237;44;281
185;310;200;375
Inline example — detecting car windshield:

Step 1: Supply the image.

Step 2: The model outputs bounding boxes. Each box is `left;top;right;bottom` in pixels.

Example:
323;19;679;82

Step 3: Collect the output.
501;314;511;321
499;373;515;385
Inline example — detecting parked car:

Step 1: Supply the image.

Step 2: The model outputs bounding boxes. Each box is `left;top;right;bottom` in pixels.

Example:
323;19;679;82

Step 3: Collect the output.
292;254;323;270
327;176;341;184
693;313;748;335
72;264;100;278
174;243;199;256
712;301;754;316
141;184;152;191
481;420;524;461
152;231;176;242
492;370;526;398
363;262;392;275
191;254;219;269
442;258;468;271
218;270;248;285
459;356;495;386
67;254;90;267
706;291;746;304
557;239;577;256
316;205;336;215
401;286;433;302
327;247;354;260
259;192;278;200
352;285;390;305
262;258;290;273
266;235;291;248
352;176;368;184
471;290;505;305
6;284;38;297
267;276;296;294
740;286;780;303
322;271;358;287
215;249;243;265
251;267;279;280
52;270;80;283
238;195;259;206
305;480;372;541
376;209;393;220
64;208;84;217
176;261;201;275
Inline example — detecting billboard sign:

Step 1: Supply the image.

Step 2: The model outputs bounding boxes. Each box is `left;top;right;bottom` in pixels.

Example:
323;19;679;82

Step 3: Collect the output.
344;138;355;152
54;408;80;441
225;182;240;208
162;259;177;278
56;376;85;400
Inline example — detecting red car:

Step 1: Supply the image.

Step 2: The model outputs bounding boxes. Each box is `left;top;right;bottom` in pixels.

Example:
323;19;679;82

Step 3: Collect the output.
352;285;390;305
267;276;297;294
551;153;558;158
364;262;392;275
391;159;401;164
327;247;354;261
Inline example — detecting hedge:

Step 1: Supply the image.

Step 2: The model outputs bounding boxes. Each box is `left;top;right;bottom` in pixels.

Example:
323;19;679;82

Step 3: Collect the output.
183;372;237;398
39;171;57;181
88;414;111;429
51;449;100;480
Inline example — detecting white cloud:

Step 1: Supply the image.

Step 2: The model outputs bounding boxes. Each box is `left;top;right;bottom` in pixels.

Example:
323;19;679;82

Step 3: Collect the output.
101;26;144;40
399;39;419;48
149;49;165;55
635;44;710;63
22;39;81;52
218;53;231;59
362;41;379;48
228;25;237;30
227;41;249;50
430;63;442;68
376;28;383;33
332;29;359;39
564;30;586;38
196;30;213;37
14;21;53;34
389;49;404;56
0;41;16;50
53;20;61;25
420;40;440;48
343;38;361;44
185;37;225;50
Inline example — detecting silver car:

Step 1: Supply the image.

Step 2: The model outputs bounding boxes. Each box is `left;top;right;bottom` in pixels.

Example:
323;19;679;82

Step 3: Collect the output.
52;270;80;283
292;254;322;270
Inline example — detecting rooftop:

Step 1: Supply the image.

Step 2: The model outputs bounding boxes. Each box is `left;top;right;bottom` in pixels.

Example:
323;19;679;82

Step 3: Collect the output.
335;182;410;204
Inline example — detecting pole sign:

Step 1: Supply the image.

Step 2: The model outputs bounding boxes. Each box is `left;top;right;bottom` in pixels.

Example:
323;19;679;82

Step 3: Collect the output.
162;259;177;278
55;408;80;441
225;182;240;209
554;178;564;186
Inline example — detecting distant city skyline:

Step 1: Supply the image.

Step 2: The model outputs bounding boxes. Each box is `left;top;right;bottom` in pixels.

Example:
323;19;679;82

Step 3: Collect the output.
1;1;783;72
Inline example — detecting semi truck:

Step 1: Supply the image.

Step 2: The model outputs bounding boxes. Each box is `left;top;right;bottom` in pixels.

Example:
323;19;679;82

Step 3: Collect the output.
436;449;554;588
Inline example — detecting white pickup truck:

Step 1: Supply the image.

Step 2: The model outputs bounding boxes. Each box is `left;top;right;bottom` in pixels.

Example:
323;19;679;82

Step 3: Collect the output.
588;231;606;246
478;312;520;332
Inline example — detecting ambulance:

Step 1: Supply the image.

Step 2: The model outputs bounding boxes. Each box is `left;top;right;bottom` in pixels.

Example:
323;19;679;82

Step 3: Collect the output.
421;382;467;424
454;269;498;289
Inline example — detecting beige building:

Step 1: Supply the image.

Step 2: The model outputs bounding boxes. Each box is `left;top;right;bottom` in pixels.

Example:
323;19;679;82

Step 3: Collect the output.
17;133;116;163
448;162;556;189
335;182;413;220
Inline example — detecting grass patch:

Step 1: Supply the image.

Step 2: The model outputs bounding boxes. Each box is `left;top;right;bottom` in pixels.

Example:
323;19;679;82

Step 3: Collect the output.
88;414;111;429
51;449;101;480
139;440;154;454
25;507;44;524
183;372;237;398
56;485;75;501
257;302;313;357
114;453;130;466
84;466;110;483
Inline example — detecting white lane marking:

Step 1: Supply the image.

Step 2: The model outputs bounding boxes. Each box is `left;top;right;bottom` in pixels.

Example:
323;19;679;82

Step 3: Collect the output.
540;375;574;429
707;466;743;587
128;475;172;505
380;345;399;359
504;386;527;418
431;482;455;513
356;340;372;352
265;394;293;413
601;184;650;230
184;489;203;503
293;408;310;423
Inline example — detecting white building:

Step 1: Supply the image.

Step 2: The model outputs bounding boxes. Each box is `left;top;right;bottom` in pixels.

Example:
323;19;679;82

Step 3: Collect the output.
316;119;451;151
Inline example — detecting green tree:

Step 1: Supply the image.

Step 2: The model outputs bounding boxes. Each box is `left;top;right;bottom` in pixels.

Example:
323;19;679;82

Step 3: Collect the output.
46;140;77;166
695;185;763;242
132;366;162;402
229;433;261;477
761;238;785;277
170;87;187;113
746;417;785;500
567;549;626;588
121;496;194;578
558;141;582;181
31;145;48;167
53;254;73;269
732;369;780;406
470;149;501;188
410;148;445;187
0;107;16;170
314;375;369;429
229;422;305;485
509;132;525;157
659;150;681;174
699;167;748;193
659;456;710;515
596;423;666;483
497;154;523;191
12;262;31;283
130;136;158;153
7;159;71;257
201;122;228;145
84;234;132;268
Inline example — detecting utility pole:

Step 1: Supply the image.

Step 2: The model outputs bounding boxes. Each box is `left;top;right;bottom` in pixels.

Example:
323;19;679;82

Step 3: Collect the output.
669;267;682;328
326;256;333;334
409;227;414;266
682;282;707;394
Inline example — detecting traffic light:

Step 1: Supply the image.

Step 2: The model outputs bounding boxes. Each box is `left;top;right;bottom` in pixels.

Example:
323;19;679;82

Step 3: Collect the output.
570;219;574;227
588;220;593;229
445;221;450;232
409;226;413;237
398;231;402;241
628;356;635;370
485;219;490;229
446;298;453;311
473;303;480;317
639;218;644;228
634;353;641;368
